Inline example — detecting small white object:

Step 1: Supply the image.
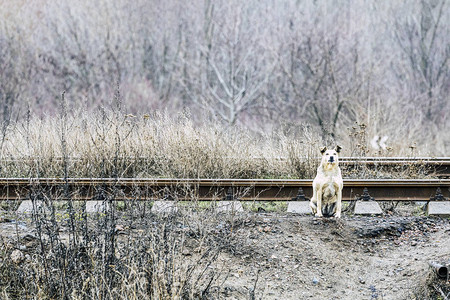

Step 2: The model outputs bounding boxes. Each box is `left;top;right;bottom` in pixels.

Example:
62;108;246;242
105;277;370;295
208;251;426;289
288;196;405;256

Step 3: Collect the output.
370;135;380;150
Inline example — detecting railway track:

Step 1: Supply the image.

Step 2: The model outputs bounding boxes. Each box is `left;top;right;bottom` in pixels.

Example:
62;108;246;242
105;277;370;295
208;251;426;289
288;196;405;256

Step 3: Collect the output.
0;178;449;202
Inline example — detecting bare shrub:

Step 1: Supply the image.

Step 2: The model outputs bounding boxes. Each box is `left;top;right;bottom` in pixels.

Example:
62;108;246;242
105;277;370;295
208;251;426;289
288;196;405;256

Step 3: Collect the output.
0;196;235;299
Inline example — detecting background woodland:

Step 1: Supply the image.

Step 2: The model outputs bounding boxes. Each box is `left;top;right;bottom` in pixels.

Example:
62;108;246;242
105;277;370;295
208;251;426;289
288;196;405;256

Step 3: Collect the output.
1;0;449;155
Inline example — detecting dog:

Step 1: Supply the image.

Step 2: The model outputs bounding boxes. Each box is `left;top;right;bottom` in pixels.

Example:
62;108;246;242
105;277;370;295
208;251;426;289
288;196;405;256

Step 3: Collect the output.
310;146;343;218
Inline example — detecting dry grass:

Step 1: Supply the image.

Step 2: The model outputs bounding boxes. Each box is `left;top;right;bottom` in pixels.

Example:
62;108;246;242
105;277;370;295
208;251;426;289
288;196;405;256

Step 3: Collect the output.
0;109;322;179
1;0;449;156
0;109;437;180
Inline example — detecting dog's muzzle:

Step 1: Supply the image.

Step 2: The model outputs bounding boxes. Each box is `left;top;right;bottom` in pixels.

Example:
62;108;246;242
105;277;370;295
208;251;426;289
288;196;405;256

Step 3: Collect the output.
328;156;335;163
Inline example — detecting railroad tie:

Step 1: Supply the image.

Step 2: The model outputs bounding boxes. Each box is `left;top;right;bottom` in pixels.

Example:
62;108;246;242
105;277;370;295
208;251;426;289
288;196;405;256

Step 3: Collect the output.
16;200;42;214
150;200;178;214
215;187;244;213
354;188;383;215
427;188;450;216
151;190;178;213
287;188;311;214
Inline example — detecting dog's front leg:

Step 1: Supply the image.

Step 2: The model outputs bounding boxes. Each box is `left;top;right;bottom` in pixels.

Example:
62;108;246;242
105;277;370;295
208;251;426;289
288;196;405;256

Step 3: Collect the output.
310;187;317;214
335;189;342;218
315;189;323;217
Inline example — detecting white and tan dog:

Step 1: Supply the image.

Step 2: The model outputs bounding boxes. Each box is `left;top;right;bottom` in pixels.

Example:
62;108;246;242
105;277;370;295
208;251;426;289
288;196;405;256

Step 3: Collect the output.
310;146;343;218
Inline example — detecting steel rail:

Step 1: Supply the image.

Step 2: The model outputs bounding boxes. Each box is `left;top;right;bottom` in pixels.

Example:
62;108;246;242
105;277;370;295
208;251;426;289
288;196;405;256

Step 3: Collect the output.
0;178;449;202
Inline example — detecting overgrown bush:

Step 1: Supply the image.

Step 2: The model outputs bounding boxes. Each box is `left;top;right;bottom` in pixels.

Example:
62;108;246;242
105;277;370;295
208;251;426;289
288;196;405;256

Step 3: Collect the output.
0;188;251;299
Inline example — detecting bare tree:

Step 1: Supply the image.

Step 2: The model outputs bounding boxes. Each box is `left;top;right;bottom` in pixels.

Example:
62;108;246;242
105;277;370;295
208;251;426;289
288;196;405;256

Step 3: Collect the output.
182;1;274;126
277;25;369;140
0;29;34;131
394;0;450;122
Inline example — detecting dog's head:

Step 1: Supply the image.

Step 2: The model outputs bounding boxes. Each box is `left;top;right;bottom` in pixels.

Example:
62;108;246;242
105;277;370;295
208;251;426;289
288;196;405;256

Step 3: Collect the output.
320;146;342;168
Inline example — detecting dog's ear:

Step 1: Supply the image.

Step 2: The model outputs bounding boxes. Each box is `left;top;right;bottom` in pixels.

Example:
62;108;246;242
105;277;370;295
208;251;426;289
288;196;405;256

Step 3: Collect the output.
335;145;342;153
320;146;327;154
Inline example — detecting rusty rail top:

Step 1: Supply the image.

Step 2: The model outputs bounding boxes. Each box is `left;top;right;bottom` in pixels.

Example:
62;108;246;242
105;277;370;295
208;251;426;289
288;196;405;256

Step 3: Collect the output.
0;178;449;202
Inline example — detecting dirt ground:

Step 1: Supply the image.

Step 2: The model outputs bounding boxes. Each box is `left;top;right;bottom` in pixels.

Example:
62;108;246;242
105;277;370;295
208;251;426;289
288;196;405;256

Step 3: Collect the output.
1;205;449;300
208;213;450;300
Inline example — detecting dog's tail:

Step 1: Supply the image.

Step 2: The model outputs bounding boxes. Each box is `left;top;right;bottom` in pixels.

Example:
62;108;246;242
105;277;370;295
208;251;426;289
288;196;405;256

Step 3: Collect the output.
322;202;336;217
